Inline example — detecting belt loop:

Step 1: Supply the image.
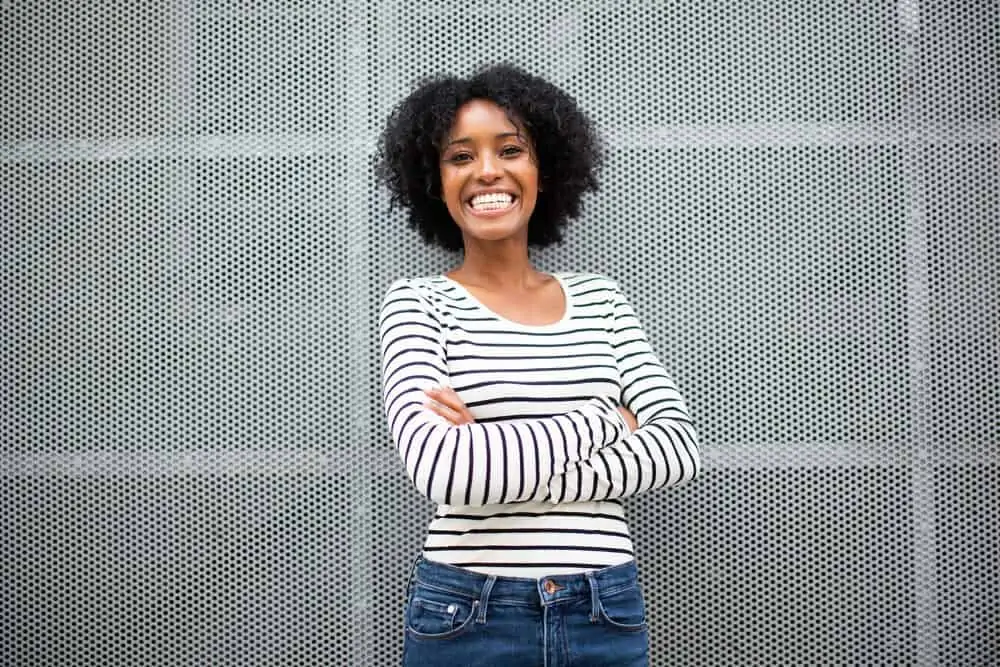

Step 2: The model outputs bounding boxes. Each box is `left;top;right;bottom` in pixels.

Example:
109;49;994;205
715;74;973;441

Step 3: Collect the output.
586;571;600;623
477;575;497;624
404;555;421;606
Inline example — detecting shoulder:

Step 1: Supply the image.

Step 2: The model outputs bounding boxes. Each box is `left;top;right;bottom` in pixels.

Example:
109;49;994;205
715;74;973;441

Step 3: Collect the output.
380;275;462;318
557;271;624;298
383;275;456;301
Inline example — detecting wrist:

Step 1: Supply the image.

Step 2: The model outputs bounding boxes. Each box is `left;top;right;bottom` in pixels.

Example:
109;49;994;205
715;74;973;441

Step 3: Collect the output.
591;396;629;442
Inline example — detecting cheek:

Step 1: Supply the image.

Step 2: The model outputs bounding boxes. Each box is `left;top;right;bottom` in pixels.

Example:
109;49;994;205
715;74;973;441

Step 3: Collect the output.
524;162;541;195
438;173;465;222
439;170;460;201
525;172;541;200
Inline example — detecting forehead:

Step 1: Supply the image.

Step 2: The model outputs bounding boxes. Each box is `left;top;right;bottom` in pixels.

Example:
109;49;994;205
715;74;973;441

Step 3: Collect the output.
447;99;523;139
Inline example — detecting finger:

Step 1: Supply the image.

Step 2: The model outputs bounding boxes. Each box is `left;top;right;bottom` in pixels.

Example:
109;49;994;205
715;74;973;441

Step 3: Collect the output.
435;386;475;423
617;406;638;433
424;399;461;425
424;386;472;420
424;398;473;425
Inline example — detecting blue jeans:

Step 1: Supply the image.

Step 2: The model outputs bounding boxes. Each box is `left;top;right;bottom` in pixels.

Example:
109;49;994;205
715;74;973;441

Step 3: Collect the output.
401;557;649;666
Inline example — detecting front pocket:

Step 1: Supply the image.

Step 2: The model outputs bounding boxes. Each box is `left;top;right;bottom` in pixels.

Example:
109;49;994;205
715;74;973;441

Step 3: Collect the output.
598;584;647;632
405;589;479;641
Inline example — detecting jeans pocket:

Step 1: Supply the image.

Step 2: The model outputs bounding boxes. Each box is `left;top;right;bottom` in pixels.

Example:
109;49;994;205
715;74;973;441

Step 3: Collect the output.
598;583;647;632
405;584;479;641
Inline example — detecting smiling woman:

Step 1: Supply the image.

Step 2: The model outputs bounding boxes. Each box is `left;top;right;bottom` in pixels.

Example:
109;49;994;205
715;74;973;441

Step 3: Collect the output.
375;64;701;667
438;99;539;248
376;64;600;252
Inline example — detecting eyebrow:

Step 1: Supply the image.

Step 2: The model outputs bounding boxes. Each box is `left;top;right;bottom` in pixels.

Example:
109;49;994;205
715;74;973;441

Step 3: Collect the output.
445;132;523;147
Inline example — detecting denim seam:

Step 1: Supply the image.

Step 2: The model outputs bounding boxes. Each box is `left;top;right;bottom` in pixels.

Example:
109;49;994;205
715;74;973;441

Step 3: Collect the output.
487;596;542;608
476;576;496;624
598;581;639;598
586;571;600;622
597;603;648;633
412;578;479;600
405;600;481;642
412;577;638;604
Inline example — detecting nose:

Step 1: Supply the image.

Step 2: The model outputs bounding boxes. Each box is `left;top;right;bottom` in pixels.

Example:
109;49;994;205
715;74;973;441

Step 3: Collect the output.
475;153;502;182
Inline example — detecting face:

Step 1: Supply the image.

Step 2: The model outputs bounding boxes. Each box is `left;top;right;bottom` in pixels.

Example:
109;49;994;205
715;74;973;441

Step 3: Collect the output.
439;99;540;247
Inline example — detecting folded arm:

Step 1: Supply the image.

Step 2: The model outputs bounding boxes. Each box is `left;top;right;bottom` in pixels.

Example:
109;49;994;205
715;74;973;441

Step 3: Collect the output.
380;280;629;507
548;284;701;503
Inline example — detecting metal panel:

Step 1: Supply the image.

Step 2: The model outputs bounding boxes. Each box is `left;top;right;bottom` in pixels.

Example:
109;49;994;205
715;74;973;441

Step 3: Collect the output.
2;1;996;664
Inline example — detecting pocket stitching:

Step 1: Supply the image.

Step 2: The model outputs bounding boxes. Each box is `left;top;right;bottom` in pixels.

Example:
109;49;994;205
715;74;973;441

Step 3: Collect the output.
406;599;480;641
412;596;458;623
598;587;647;633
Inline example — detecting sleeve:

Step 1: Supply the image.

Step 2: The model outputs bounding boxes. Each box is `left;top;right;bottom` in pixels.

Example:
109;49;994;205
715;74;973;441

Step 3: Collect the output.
380;279;630;507
547;281;702;503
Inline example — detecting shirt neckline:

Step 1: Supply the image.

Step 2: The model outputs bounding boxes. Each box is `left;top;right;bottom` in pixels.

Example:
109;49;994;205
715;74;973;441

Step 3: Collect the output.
440;272;574;330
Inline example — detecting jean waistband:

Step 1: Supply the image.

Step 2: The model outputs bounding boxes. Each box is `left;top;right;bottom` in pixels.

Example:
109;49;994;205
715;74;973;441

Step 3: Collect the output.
409;556;639;607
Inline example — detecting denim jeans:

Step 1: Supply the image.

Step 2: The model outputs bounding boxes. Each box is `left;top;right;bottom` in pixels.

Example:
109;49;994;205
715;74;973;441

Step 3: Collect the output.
401;557;649;666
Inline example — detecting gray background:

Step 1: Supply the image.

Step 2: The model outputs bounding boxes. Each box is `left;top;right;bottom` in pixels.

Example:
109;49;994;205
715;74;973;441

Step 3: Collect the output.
2;1;998;664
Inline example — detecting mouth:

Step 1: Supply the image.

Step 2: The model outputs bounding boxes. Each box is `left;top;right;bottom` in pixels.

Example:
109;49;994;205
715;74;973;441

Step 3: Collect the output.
465;192;517;217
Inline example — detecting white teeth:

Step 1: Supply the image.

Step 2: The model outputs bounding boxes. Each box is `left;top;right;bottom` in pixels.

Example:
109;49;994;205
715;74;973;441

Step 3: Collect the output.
470;193;514;211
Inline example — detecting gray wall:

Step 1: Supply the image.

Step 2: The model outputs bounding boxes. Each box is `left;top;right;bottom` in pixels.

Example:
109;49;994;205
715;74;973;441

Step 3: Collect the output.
3;1;998;664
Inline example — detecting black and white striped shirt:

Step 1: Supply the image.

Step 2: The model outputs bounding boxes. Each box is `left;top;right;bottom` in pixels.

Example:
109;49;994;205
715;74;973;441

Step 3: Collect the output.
379;272;700;577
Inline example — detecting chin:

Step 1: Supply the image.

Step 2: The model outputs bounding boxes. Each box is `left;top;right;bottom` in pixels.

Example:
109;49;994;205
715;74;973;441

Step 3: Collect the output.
464;222;527;244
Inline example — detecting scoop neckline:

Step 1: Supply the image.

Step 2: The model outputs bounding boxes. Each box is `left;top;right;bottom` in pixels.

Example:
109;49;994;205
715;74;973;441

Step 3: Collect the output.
440;272;573;330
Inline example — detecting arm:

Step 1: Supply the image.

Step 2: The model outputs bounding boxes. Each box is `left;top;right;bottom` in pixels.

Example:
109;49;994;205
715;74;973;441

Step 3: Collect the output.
380;280;629;507
548;282;701;503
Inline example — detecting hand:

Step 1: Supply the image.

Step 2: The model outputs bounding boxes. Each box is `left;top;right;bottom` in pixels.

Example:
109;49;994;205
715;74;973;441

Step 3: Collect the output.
423;385;475;425
618;406;638;433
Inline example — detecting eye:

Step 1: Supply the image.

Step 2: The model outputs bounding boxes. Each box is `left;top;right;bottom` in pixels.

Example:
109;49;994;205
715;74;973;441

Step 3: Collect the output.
500;145;524;157
445;152;473;164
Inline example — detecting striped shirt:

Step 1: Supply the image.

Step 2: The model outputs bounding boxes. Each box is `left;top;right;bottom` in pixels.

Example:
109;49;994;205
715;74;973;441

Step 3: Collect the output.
379;272;701;578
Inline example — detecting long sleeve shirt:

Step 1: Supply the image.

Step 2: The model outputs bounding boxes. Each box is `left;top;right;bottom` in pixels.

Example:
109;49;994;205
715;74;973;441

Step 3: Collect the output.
379;272;700;577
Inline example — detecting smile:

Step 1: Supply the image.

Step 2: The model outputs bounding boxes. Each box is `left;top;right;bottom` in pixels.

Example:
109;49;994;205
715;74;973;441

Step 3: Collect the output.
467;192;516;215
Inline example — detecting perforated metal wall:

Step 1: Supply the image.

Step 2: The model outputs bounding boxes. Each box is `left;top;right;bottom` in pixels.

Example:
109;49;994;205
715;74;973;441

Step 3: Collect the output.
2;1;998;665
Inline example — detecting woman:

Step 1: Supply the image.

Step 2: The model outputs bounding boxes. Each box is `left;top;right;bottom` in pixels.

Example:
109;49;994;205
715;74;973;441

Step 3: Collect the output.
377;64;701;666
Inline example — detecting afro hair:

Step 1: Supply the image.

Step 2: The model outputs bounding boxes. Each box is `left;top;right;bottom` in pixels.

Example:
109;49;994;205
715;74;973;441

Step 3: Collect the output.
376;64;603;251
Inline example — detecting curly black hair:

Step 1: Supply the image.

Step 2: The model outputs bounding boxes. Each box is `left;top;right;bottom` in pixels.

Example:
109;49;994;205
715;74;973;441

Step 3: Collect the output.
376;64;603;251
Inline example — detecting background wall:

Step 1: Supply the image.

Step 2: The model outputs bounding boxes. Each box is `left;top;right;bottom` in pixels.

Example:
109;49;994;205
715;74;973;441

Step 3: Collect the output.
3;1;998;664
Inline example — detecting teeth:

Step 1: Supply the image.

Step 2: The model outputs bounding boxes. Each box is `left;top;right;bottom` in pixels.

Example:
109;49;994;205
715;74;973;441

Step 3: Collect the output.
470;193;513;211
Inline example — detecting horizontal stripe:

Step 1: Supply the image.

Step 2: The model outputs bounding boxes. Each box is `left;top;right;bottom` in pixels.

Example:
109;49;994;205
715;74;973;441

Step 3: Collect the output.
448;325;611;338
423;544;634;554
381;272;701;577
440;562;620;571
428;527;630;538
455;376;618;392
435;508;626;522
447;351;617;362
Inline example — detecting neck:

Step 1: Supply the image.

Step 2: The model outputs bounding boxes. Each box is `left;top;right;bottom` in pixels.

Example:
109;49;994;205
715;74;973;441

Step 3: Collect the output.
450;237;538;290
